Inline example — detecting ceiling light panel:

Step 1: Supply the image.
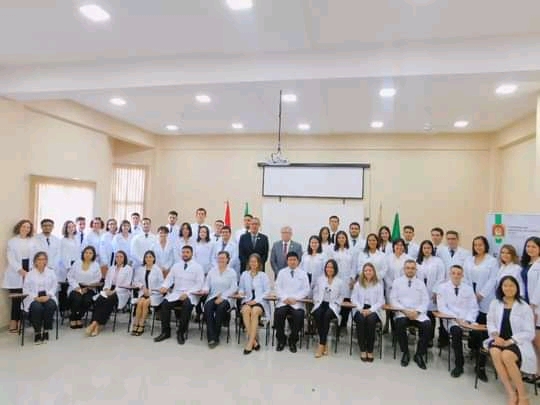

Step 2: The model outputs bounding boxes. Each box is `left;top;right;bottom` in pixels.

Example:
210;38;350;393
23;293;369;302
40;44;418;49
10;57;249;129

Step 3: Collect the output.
79;5;111;22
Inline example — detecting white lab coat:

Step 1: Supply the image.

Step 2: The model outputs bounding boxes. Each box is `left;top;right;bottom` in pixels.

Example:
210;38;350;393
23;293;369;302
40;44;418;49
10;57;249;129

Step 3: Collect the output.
35;233;61;271
66;260;102;294
389;276;430;322
211;240;240;277
22;267;58;312
405;241;420;261
527;260;540;326
194;241;216;275
350;280;385;322
384;253;411;295
463;255;498;313
2;236;39;289
485;299;537;374
329;248;354;298
152;240;175;272
300;252;327;287
103;265;134;309
275;267;311;310
436;280;478;329
166;224;180;245
203;267;238;306
130;233;157;269
83;231;102;259
99;232;116;267
133;265;165;307
438;246;471;275
112;233;133;264
321;242;334;257
417;255;445;311
238;270;272;316
312;275;346;323
173;237;196;260
378;241;393;257
358;250;389;279
162;260;205;305
59;237;80;282
497;263;525;297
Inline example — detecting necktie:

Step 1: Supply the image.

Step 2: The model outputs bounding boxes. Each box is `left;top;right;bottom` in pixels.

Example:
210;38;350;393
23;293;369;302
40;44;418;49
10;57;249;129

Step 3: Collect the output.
450;249;455;258
454;287;459;296
352;239;356;247
433;246;437;255
145;233;148;238
80;233;83;244
46;237;50;246
408;279;412;288
290;270;294;278
110;252;114;266
331;233;335;243
184;262;188;270
283;242;288;256
472;282;477;294
222;241;226;251
251;234;256;246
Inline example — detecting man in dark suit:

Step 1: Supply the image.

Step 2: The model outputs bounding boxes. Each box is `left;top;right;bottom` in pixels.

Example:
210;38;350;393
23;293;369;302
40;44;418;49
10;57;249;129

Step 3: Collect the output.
270;226;303;279
238;217;269;272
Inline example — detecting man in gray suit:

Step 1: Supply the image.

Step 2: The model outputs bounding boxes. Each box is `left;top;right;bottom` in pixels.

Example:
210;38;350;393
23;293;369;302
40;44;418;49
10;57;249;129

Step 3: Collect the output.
270;226;303;279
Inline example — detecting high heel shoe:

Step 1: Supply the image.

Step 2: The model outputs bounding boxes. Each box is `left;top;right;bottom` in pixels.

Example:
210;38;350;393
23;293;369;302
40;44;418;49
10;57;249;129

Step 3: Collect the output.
315;344;324;358
243;348;252;355
323;344;329;356
253;342;261;351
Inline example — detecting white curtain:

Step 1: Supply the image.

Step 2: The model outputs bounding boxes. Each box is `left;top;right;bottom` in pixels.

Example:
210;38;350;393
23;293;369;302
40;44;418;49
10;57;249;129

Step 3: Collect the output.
110;165;146;221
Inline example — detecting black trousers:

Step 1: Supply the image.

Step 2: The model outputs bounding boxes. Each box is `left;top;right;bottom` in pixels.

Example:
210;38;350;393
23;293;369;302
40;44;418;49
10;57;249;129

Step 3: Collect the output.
29;299;57;331
354;311;380;352
394;316;431;355
450;325;465;368
339;298;351;328
92;294;118;325
9;288;23;321
58;282;69;312
469;312;488;368
274;305;304;345
313;302;336;345
160;298;193;335
68;290;94;321
204;298;230;342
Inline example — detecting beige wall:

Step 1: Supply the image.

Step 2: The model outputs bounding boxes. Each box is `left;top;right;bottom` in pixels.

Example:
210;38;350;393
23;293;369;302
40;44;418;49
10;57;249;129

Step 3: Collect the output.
153;133;492;245
0;98;113;329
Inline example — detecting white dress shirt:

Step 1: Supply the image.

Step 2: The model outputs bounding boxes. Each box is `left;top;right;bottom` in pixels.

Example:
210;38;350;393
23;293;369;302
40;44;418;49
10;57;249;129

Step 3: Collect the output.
312;275;346;322
162;260;205;305
417;255;446;311
35;233;61;271
350;280;385;321
436;280;478;329
59;237;80;281
130;232;157;269
463;255;498;313
389;276;430;322
66;260;102;294
275;267;311;310
203;267;238;305
22;267;58;311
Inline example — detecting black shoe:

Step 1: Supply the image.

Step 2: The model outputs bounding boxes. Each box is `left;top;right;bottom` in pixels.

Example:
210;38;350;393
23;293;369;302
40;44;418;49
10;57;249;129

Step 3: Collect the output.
476;367;488;382
177;333;185;345
153;332;171;342
400;352;410;367
42;331;49;343
243;348;252;355
253;342;261;351
34;333;42;345
289;343;297;353
451;367;464;378
208;340;218;349
276;342;285;352
414;354;427;370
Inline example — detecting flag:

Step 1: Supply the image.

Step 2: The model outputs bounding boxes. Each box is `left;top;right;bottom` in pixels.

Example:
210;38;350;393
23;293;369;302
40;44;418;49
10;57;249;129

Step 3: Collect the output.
376;202;383;230
244;202;250;216
391;212;401;241
224;201;231;227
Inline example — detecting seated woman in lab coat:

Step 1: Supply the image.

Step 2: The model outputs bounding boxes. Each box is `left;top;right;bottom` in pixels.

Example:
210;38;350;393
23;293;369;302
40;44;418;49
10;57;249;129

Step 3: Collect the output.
85;250;133;337
238;253;271;354
312;259;345;358
22;251;58;345
351;262;385;362
486;276;536;405
131;250;164;336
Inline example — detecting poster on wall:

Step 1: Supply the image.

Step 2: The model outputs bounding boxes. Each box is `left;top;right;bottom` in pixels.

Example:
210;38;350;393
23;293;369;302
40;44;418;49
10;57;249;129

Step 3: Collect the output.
486;213;540;257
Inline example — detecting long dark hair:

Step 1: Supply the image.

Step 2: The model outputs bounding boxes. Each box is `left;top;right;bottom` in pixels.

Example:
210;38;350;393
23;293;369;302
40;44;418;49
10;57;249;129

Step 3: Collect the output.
416;240;434;264
520;236;540;268
495;275;522;303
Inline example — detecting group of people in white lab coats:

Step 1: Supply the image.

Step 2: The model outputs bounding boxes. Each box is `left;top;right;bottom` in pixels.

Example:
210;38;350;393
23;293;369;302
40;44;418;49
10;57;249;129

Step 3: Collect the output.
3;212;540;404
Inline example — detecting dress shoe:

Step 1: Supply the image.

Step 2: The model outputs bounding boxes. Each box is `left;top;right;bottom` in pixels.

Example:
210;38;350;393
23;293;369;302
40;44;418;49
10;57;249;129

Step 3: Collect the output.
400;352;410;367
276;342;285;352
243;348;252;355
414;354;427;370
153;332;170;342
253;342;261;351
208;340;218;349
451;367;464;378
289;343;297;353
366;357;374;363
476;367;488;382
177;333;185;345
42;331;49;343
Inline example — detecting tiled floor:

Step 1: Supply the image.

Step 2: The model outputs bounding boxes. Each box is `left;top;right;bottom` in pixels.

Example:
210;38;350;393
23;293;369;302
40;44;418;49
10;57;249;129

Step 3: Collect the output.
0;314;527;404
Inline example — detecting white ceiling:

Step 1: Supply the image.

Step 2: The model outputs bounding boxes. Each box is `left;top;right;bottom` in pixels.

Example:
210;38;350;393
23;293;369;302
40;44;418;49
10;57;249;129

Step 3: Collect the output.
2;0;540;135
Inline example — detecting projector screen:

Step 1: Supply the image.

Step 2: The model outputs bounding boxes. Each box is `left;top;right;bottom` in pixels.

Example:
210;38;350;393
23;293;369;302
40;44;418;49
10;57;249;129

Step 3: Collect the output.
261;164;367;199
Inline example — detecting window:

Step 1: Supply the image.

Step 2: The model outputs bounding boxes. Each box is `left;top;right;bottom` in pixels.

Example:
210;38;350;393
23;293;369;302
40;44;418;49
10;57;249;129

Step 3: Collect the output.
30;176;96;237
110;165;147;221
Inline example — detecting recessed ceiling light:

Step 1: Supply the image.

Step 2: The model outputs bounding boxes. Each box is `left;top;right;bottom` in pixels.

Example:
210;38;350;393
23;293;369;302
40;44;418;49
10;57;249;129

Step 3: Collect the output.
370;121;384;129
109;97;126;106
226;0;254;10
165;124;179;131
195;94;211;103
379;88;396;98
454;120;469;128
282;94;297;103
495;84;518;95
232;123;244;129
79;4;111;22
298;123;310;131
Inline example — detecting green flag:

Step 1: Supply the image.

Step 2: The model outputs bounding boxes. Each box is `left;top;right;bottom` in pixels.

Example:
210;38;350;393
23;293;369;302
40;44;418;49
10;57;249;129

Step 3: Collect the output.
244;202;250;216
391;212;401;241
